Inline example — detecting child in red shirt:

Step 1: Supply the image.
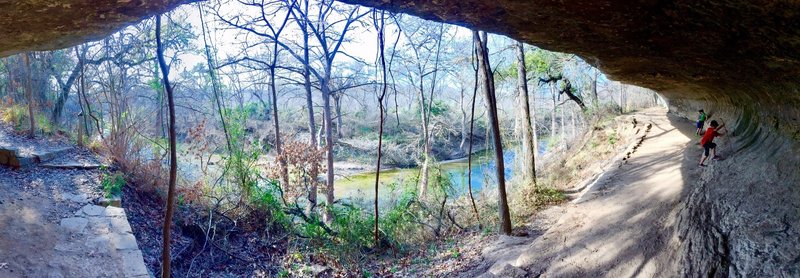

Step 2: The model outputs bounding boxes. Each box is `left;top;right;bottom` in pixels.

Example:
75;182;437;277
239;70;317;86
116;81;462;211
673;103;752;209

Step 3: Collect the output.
699;120;726;167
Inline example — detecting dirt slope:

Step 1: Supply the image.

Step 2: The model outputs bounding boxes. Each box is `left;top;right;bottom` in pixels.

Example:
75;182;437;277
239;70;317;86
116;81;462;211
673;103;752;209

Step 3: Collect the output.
480;108;697;276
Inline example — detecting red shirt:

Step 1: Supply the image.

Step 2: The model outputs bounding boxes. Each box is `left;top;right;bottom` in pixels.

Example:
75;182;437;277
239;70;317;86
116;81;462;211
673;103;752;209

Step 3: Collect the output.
701;127;719;145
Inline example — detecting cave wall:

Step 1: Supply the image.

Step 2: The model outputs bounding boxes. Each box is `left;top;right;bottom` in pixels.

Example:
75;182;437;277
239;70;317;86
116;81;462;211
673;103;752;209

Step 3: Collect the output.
668;84;800;276
0;0;186;57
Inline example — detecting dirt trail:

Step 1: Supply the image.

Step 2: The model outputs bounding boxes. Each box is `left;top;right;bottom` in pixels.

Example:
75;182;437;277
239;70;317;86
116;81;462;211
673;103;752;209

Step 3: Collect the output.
482;108;699;277
0;127;148;277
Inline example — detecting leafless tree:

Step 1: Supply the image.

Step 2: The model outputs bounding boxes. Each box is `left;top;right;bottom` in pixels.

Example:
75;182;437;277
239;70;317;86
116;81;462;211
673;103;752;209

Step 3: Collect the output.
155;14;179;278
515;41;537;184
474;30;511;235
396;17;447;195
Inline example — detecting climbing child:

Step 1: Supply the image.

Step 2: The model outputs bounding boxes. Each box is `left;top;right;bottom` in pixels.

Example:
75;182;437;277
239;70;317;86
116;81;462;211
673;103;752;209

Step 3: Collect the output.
695;109;707;135
699;120;725;167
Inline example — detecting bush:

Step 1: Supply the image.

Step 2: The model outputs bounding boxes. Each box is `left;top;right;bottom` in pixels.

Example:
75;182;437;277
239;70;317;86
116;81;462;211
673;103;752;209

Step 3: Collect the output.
0;104;27;128
36;113;54;135
101;172;126;197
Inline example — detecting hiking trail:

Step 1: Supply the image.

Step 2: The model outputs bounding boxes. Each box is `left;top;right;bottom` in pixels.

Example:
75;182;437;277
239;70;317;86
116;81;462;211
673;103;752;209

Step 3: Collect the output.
0;125;149;278
476;108;705;277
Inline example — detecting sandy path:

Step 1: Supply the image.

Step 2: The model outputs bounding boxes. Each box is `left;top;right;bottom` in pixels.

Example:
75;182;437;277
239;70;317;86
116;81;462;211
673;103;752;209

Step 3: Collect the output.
502;108;697;277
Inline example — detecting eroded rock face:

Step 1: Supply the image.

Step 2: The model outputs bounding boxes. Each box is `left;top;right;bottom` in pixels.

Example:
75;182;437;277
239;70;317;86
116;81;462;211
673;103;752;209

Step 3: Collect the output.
339;0;800;276
0;0;186;57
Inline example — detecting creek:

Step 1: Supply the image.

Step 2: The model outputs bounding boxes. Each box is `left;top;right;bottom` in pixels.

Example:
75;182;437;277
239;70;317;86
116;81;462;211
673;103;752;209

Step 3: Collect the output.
335;141;549;202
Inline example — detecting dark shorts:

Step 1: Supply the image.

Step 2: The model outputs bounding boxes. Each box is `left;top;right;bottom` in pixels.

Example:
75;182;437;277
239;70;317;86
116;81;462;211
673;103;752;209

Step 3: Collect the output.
703;142;717;156
696;121;705;129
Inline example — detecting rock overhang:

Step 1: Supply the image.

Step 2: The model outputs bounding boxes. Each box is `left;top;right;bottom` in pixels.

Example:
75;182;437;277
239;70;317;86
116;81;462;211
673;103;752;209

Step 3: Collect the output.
0;0;187;57
337;0;800;144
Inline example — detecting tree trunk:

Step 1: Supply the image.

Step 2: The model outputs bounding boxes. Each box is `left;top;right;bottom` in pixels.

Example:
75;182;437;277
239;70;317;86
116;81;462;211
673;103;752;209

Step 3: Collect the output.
619;83;626;113
570;109;576;139
560;108;566;142
154;65;165;138
321;77;335;223
551;86;557;140
198;3;234;178
418;78;431;195
374;11;387;246
23;53;35;138
467;39;481;225
301;2;319;213
515;41;537;184
156;15;178;278
334;93;343;139
302;5;317;147
459;88;468;151
591;71;599;107
474;30;512;235
270;63;289;191
75;47;85;147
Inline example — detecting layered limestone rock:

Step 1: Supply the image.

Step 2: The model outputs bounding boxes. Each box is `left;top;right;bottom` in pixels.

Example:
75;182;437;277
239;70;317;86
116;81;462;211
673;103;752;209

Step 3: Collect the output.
0;0;186;57
339;0;800;276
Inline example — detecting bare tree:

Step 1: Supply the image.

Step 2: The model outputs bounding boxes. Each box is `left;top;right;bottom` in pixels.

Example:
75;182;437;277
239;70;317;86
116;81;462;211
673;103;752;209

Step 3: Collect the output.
372;8;387;246
155;14;178;278
23;52;35;138
515;41;537;184
290;0;367;221
198;3;233;156
396;18;446;195
466;39;481;225
474;30;511;235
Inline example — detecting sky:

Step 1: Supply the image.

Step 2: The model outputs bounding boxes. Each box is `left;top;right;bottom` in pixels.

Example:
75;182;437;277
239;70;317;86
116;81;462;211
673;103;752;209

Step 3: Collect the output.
170;1;490;81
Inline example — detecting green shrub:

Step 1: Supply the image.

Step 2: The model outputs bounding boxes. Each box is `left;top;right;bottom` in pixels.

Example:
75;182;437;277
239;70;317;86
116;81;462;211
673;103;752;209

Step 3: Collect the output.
101;172;126;197
0;105;27;128
608;130;619;145
249;179;290;227
36;114;54;135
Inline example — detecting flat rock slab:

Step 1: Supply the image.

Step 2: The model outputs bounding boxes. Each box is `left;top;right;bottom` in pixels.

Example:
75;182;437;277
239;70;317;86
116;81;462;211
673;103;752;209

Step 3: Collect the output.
30;147;73;163
40;163;104;170
122;250;150;277
61;192;89;203
0;146;74;168
104;206;125;218
60;217;88;233
110;233;139;250
53;205;148;277
76;204;106;216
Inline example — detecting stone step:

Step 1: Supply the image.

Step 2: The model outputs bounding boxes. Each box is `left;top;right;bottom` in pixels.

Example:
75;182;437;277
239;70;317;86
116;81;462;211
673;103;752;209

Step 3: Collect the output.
40;162;104;170
0;146;73;168
32;147;73;163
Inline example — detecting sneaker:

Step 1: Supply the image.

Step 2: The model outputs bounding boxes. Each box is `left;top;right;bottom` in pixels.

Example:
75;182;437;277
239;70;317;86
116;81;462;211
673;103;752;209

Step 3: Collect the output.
712;156;721;160
699;164;707;167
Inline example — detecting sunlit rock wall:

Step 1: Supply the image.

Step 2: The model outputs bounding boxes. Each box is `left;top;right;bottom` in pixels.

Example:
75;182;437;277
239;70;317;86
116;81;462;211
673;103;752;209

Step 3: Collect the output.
669;84;800;276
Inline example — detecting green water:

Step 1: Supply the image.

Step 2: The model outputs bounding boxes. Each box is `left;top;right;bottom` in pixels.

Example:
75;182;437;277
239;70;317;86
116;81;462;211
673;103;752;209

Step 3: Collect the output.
334;149;517;201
